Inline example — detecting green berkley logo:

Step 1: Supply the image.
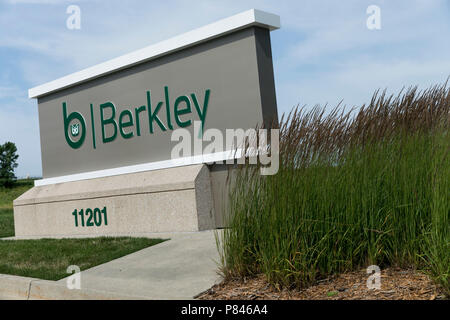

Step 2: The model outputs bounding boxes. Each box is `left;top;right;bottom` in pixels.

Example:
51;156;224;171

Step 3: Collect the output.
63;102;86;149
62;86;210;149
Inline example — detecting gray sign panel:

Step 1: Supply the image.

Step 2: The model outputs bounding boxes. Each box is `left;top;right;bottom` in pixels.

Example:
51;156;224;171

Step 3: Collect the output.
36;26;278;179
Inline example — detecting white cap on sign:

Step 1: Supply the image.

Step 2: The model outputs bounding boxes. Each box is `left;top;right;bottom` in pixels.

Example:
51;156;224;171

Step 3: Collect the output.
28;9;280;99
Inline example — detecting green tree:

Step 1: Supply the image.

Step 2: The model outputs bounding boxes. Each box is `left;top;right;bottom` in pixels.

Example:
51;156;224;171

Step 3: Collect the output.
0;142;19;187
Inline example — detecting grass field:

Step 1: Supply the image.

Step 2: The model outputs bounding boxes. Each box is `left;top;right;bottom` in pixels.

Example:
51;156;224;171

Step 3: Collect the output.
0;179;166;280
0;237;165;280
218;82;449;295
0;179;34;238
0;209;14;238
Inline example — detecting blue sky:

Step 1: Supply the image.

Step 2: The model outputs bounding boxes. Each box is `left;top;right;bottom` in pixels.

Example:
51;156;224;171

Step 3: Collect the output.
0;0;449;177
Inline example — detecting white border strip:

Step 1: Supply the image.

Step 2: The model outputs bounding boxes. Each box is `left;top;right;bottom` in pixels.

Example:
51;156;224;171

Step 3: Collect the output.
28;9;280;99
34;149;244;186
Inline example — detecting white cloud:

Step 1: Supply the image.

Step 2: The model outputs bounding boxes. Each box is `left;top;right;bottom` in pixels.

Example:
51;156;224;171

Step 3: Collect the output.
0;0;449;176
5;0;78;4
0;86;21;99
276;58;450;115
0;102;41;178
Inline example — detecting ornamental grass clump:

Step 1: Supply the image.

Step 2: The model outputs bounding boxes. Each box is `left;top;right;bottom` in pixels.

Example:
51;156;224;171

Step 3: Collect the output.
218;81;449;294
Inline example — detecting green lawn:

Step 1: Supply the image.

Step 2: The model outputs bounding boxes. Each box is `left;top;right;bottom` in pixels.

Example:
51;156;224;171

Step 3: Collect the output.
0;237;165;280
0;179;167;280
0;179;34;238
0;208;14;238
0;179;34;208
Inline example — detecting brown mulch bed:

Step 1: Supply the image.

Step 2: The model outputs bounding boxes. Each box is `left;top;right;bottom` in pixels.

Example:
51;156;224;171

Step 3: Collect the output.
198;268;447;300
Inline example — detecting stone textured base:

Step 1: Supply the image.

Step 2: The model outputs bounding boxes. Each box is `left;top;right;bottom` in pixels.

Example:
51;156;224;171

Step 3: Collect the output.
13;164;217;238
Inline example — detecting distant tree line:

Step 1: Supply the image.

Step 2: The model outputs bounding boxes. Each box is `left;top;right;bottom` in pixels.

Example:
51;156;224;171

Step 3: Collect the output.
0;141;19;187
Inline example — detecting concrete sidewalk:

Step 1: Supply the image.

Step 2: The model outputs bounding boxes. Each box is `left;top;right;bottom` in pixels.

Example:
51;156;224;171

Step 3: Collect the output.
0;230;222;300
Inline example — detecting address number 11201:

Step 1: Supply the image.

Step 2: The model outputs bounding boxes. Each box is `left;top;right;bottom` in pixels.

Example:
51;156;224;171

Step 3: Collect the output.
72;207;108;227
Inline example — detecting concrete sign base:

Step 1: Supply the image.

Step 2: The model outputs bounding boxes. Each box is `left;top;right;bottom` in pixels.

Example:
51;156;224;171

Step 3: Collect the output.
13;165;219;238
